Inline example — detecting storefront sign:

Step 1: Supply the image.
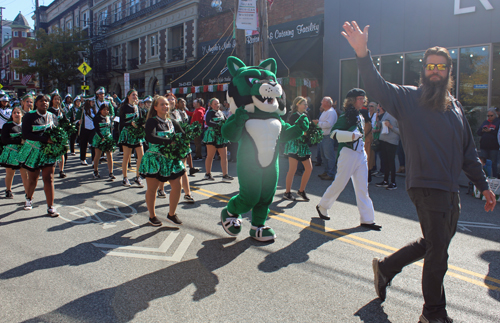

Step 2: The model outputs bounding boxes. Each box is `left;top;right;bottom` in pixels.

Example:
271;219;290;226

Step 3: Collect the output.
473;84;488;89
454;0;493;15
200;15;323;57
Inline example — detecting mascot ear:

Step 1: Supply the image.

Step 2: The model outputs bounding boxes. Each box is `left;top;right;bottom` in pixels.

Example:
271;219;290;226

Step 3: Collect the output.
227;56;246;77
259;58;277;75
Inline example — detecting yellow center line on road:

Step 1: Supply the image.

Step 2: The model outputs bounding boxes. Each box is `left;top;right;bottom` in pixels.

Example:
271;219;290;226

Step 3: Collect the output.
191;186;500;291
73;149;500;289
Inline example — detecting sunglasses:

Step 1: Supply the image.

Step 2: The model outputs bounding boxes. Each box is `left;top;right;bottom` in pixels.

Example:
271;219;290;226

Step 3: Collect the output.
425;63;449;71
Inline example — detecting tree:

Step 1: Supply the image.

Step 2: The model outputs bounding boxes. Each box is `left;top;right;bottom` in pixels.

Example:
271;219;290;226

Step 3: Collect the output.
12;27;90;92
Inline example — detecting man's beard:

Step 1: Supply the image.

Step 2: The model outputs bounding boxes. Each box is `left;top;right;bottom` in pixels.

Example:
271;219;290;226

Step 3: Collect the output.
419;73;453;111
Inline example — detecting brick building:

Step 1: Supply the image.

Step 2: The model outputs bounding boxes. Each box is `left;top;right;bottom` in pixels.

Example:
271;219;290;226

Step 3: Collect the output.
89;0;198;97
173;0;325;111
1;13;36;97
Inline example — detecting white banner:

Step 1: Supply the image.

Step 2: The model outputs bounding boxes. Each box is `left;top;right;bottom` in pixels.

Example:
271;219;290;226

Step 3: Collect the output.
124;73;130;95
236;0;258;30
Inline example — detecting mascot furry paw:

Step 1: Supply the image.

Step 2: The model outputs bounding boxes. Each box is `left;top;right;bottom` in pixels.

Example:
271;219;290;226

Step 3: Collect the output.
220;56;309;242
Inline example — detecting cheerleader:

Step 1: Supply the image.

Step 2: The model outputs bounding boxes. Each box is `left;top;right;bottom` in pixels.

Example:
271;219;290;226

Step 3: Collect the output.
62;94;73;114
0;106;28;199
18;94;59;216
139;95;186;226
283;96;313;201
162;94;195;203
118;89;145;187
92;104;115;180
20;94;34;114
76;98;96;165
203;98;233;181
48;90;68;178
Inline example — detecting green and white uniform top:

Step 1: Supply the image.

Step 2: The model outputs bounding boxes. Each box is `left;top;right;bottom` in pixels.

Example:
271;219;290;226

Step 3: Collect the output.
0;107;12;129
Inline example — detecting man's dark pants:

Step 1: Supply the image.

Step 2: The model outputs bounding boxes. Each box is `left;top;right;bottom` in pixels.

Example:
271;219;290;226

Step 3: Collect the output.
379;188;460;319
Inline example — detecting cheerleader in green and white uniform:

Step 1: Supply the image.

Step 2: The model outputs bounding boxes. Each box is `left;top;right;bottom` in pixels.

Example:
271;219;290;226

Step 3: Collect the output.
18;94;60;216
48;89;68;178
139;96;186;226
118;89;145;187
203;98;233;182
283;96;313;201
92;104;115;180
0;106;28;199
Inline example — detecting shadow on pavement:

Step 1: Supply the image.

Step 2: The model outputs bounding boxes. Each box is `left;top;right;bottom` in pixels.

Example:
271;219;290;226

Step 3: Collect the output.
480;250;500;302
20;237;254;322
0;225;176;279
354;298;392;322
258;217;365;272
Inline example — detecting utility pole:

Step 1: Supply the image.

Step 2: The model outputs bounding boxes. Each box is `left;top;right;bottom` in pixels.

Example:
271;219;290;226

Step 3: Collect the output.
261;0;268;60
35;0;40;31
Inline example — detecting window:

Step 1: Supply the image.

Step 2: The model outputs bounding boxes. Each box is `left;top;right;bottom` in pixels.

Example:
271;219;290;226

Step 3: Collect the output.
13;31;18;37
14;70;19;80
168;25;184;62
340;59;358;102
66;20;72;30
459;46;490;108
22;31;27;37
75;15;79;27
113;2;122;22
150;35;158;57
13;49;19;59
100;10;108;26
113;46;121;66
82;11;88;28
380;54;403;85
129;0;137;15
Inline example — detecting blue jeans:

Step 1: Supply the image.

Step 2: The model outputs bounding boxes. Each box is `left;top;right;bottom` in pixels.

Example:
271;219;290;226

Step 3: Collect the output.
479;149;498;177
319;135;337;177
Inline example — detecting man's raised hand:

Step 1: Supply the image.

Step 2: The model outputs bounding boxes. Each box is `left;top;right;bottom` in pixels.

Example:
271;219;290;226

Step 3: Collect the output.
341;21;369;58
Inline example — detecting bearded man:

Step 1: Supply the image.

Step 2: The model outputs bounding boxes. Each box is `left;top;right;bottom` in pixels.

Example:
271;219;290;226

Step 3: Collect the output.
342;21;496;323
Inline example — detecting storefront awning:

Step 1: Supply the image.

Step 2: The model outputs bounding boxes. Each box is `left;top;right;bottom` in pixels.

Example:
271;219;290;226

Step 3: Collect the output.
169;54;232;88
269;36;322;78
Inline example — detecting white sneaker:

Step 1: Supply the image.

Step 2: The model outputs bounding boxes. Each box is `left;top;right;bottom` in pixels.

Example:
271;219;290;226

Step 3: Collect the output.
81;160;88;165
24;199;33;210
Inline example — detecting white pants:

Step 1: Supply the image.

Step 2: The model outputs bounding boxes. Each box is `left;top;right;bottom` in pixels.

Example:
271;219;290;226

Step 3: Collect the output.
318;147;375;224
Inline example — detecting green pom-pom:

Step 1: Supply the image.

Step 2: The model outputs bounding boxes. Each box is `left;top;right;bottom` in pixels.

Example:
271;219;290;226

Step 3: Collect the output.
58;118;77;136
128;115;147;139
181;121;202;140
213;119;226;138
42;126;69;158
159;132;190;160
300;122;324;145
99;136;116;153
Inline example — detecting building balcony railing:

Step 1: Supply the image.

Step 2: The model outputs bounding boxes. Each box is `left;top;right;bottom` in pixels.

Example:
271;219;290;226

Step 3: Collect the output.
128;57;139;70
111;56;121;67
168;47;184;62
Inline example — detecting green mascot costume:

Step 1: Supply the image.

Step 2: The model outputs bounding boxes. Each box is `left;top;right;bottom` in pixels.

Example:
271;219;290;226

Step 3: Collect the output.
220;57;309;241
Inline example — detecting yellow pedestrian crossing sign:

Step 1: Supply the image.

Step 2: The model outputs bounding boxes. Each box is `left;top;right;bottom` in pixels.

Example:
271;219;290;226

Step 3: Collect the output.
78;62;92;76
81;85;90;90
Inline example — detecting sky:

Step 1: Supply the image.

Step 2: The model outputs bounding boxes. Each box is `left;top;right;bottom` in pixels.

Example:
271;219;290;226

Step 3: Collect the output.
0;0;52;29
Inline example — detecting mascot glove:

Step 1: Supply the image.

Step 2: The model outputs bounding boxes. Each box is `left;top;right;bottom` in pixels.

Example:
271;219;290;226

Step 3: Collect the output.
296;114;310;131
234;108;249;125
331;129;362;142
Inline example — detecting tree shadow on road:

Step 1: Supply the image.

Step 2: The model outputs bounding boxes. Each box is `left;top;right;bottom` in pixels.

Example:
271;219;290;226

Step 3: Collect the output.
480;250;500;302
354;299;392;322
21;237;254;323
258;217;365;272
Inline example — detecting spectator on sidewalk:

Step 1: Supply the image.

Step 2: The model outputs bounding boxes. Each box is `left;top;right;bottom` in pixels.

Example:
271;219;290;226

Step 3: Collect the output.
313;96;338;181
477;108;500;177
375;106;400;190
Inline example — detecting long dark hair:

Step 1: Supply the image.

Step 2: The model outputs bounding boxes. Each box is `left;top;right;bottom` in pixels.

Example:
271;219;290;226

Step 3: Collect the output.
83;100;96;116
419;46;454;110
49;93;62;108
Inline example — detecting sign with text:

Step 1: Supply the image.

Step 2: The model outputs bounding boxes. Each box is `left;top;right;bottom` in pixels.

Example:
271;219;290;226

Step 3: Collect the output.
236;0;258;30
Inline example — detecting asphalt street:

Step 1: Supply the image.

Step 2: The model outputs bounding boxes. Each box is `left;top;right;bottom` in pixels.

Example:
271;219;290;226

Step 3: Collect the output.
0;147;499;323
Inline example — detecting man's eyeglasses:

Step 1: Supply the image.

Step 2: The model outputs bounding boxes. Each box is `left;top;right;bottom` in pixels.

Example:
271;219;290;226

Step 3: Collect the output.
424;63;449;71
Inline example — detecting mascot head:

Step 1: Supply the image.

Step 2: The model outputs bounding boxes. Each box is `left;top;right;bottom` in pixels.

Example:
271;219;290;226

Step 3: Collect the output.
226;56;286;115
